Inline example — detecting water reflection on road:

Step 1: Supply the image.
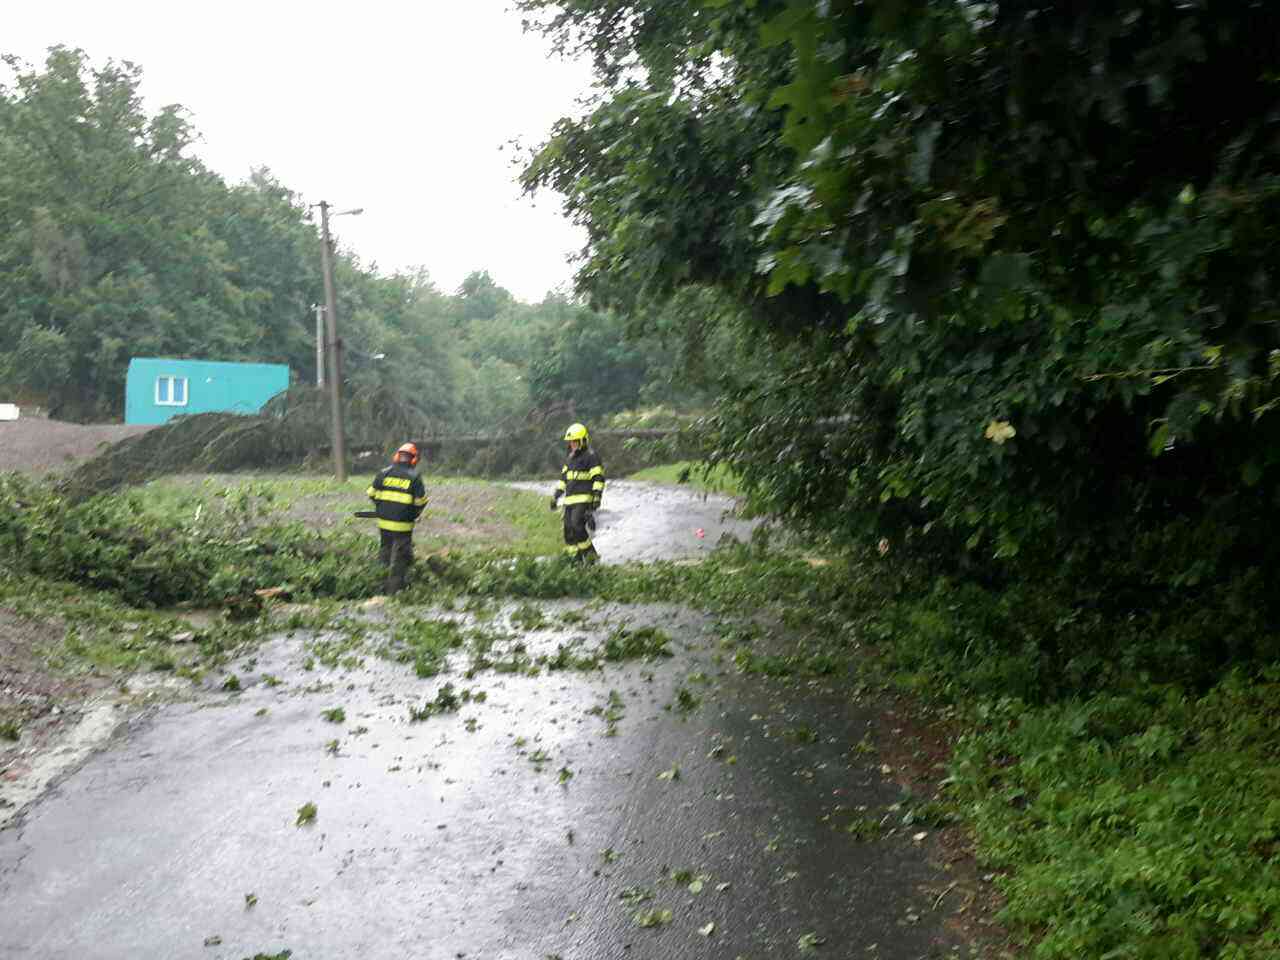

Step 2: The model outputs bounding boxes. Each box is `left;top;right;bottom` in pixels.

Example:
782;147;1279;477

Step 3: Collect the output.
509;479;764;564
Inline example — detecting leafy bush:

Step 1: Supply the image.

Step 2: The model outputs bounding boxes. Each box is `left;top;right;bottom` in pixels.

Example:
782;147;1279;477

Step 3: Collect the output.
518;0;1280;665
0;473;381;607
949;670;1280;958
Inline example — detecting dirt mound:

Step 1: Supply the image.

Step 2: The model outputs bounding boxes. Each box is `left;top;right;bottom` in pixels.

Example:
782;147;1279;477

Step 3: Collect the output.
0;419;154;476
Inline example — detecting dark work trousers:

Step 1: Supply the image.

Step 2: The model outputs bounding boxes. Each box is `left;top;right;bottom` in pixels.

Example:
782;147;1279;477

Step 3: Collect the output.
378;529;414;593
562;503;599;562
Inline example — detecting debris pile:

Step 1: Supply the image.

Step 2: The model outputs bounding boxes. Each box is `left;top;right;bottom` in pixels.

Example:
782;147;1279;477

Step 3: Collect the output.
59;386;431;501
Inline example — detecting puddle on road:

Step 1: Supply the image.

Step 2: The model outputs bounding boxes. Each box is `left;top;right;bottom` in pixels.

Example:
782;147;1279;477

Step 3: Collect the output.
510;479;764;564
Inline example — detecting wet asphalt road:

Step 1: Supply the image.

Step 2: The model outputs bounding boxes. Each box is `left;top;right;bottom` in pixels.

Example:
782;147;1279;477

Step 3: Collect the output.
510;480;765;564
0;485;965;960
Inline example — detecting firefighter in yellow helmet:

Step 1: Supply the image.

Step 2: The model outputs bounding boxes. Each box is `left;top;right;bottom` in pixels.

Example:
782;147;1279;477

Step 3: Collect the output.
366;441;429;593
550;422;605;562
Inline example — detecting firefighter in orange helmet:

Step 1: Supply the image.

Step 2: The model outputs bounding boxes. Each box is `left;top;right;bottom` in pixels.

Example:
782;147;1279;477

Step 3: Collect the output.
366;442;428;593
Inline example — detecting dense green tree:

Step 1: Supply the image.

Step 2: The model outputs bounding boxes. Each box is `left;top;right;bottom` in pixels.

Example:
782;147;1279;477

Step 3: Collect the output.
206;169;326;380
463;306;541;368
340;267;462;429
449;279;708;427
0;49;472;426
2;324;70;394
457;355;531;432
520;0;1280;607
1;48;217;415
455;270;516;324
0;47;711;434
525;296;658;421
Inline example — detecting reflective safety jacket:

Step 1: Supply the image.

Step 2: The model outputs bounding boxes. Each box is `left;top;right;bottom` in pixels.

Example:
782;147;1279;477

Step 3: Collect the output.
366;462;428;532
557;447;605;507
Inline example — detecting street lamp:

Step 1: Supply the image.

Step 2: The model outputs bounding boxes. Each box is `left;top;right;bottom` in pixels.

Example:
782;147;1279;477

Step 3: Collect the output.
314;201;363;481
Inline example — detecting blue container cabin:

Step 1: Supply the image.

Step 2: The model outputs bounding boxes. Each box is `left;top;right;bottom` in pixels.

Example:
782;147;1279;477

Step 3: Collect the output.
124;358;290;425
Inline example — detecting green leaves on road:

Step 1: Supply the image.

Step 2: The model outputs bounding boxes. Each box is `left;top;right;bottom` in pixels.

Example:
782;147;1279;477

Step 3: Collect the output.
294;802;317;827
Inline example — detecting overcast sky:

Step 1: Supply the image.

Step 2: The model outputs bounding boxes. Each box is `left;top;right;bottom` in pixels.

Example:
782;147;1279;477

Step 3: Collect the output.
3;1;596;302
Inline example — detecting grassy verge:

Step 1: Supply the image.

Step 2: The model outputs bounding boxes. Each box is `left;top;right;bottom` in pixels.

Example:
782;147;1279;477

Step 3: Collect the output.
948;672;1280;958
2;470;1278;957
135;473;562;556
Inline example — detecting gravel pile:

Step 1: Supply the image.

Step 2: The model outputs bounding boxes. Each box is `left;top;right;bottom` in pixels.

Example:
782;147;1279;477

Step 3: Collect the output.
0;418;154;476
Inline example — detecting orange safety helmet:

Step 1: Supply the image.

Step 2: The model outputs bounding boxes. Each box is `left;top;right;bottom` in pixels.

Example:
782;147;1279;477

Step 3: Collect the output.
394;442;420;467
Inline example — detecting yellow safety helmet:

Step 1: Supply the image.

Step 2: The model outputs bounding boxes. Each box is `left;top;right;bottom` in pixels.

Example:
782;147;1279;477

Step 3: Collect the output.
563;422;589;444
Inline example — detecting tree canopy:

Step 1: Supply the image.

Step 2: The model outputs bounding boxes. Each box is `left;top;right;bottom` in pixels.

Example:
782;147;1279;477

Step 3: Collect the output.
0;48;689;430
520;0;1280;612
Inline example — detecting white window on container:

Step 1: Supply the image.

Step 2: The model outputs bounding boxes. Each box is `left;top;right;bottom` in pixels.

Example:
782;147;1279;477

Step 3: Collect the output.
155;375;189;406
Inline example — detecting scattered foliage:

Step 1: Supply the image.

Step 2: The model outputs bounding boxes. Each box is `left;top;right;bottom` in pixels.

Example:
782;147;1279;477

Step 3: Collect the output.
602;626;673;662
7;461;1280;958
632;907;673;929
407;683;476;722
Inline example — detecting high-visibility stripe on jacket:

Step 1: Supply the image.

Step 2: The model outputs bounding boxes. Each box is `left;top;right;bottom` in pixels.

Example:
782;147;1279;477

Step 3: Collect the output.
556;447;605;506
367;463;428;532
564;537;595;556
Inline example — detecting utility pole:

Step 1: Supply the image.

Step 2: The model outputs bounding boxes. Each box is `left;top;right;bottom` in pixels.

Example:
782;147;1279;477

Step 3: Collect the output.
313;304;326;388
318;201;347;481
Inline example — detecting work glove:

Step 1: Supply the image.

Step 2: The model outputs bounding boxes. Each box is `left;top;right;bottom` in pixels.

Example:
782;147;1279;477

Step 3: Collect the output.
549;497;559;512
585;509;597;534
